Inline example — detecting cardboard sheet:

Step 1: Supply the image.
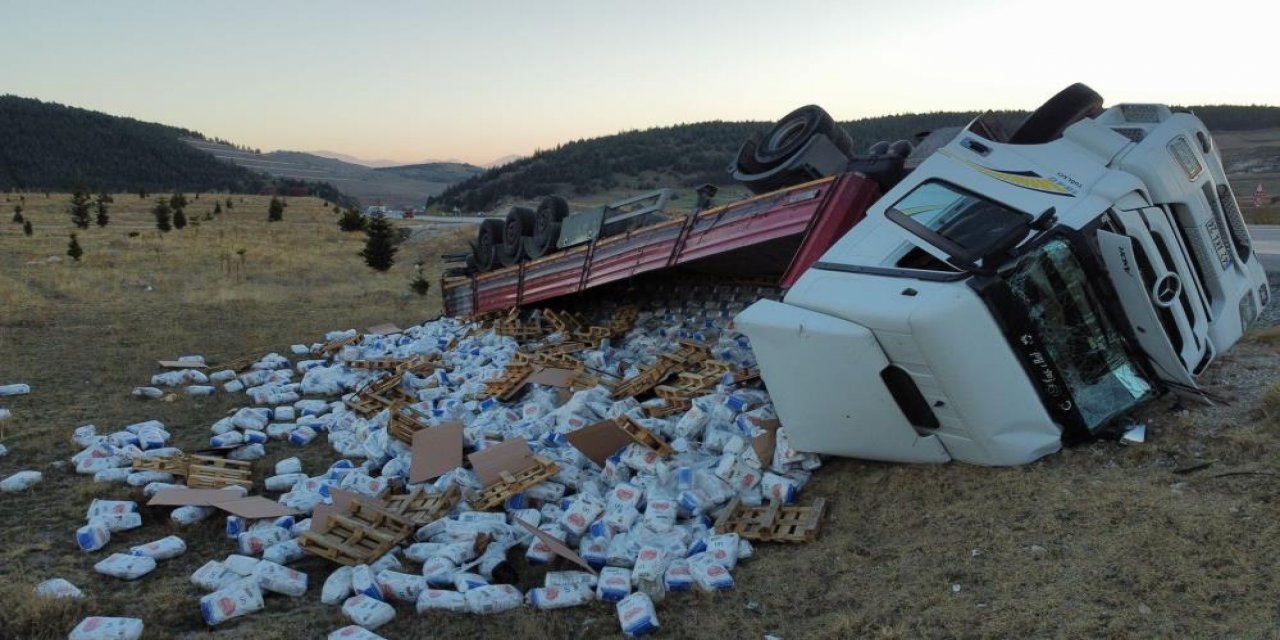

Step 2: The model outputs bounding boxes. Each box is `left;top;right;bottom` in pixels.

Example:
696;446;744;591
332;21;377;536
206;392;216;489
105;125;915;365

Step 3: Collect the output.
524;367;579;388
218;496;297;519
515;518;597;574
468;437;537;487
366;323;403;336
148;489;297;518
148;488;237;507
566;419;634;468
410;421;465;483
749;417;782;464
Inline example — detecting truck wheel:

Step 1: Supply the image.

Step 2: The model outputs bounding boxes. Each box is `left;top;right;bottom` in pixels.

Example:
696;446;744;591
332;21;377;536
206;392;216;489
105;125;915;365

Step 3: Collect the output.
752;105;856;167
1009;83;1104;144
498;207;532;266
525;196;568;259
474;220;503;271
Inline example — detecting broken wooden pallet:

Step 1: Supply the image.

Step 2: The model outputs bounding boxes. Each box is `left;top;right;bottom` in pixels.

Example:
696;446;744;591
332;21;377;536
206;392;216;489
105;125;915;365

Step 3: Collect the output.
132;454;190;476
186;455;253;490
381;485;460;526
346;374;415;417
644;397;691;418
615;414;673;458
316;334;358;357
386;404;431;445
713;497;826;543
299;504;411;566
542;309;584;335
346;356;413;371
471;456;560;510
483;357;535;402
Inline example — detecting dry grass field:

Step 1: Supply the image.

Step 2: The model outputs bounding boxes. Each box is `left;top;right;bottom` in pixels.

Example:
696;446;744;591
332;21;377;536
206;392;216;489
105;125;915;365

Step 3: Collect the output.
3;191;1280;639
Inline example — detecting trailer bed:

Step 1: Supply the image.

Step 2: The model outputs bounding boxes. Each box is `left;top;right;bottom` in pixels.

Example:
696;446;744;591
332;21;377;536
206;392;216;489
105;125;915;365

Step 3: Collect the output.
441;174;879;317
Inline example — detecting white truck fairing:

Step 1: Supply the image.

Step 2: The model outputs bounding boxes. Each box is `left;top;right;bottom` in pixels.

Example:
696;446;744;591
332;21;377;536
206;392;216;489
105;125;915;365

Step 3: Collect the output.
737;90;1267;466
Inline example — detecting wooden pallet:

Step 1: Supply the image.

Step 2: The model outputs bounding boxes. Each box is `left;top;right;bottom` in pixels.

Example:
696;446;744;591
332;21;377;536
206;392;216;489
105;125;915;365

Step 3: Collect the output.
386;404;431;445
531;351;585;370
610;340;712;400
542;309;584;335
572;326;610;343
533;341;591;358
644;398;691;418
299;502;411;566
346;374;415;417
471;456;560;510
316;334;358;357
346;357;411;371
495;308;546;341
382;485;460;525
713;497;826;543
483;358;535;401
132;454;190;477
186;455;253;490
397;355;445;375
655;360;735;400
615;415;673;458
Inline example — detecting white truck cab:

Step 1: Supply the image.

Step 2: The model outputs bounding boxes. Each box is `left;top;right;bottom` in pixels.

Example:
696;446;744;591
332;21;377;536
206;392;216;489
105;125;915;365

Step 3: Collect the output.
736;85;1269;465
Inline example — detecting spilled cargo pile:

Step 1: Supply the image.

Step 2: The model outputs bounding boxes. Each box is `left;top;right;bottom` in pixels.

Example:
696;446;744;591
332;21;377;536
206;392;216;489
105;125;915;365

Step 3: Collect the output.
54;292;827;638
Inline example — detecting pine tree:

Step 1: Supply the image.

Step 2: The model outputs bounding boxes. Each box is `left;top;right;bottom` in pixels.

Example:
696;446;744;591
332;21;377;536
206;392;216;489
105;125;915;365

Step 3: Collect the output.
139;189;148;199
225;197;234;210
11;204;22;224
267;196;284;222
173;207;188;229
67;233;83;261
338;207;366;232
360;214;397;271
214;201;222;215
94;191;113;227
22;220;32;236
68;186;92;229
153;199;172;233
169;192;188;223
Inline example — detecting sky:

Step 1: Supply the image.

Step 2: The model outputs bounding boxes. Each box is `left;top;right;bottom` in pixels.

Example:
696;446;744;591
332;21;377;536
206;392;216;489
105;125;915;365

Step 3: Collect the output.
1;0;1276;166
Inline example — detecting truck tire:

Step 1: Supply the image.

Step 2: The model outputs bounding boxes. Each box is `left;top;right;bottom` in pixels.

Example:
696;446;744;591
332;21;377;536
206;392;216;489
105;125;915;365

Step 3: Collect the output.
1009;83;1104;145
473;220;503;271
497;207;532;267
524;196;568;259
751;105;856;168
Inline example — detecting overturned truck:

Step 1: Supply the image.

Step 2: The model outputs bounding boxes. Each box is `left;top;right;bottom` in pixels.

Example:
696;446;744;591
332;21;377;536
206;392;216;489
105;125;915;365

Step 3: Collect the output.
443;84;1269;465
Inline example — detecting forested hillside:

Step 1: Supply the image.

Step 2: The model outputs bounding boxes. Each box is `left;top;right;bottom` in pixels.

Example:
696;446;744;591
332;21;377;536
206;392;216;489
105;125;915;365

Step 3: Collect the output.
436;105;1280;212
0;96;354;205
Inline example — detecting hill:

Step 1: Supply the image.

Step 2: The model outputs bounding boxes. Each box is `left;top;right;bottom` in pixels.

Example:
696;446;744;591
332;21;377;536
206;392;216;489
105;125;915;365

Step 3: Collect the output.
181;141;482;207
435;105;1280;212
0;95;267;193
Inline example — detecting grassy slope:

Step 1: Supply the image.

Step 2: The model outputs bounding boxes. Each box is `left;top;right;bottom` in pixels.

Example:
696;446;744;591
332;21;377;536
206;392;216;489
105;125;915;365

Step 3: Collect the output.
3;194;1280;638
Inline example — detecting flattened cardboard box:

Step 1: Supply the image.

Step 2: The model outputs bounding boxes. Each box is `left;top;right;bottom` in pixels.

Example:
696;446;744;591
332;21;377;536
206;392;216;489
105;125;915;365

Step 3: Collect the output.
515;518;597;574
148;488;297;518
468;437;537;487
410;421;464;484
566;419;635;468
366;323;403;336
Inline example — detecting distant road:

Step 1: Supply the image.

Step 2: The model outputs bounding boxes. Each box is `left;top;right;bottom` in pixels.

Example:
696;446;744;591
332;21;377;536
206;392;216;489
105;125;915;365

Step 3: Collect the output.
404;215;490;225
1249;225;1280;274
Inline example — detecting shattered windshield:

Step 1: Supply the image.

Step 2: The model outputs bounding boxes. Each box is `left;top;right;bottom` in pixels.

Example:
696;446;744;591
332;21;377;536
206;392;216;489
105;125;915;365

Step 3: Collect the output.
889;180;1029;260
1007;239;1155;430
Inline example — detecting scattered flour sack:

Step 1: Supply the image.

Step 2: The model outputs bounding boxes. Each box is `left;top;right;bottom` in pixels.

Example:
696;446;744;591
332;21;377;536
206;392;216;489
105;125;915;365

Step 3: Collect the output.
94;554;156;580
527;584;595;610
252;560;308;597
192;561;240;592
33;578;83;599
129;535;186;560
341;594;396;630
76;523;111;552
322;565;355;605
68;616;143;640
0;470;41;492
201;579;265;626
415;588;469;614
328;626;389;640
463;584;523;614
616;592;661;637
